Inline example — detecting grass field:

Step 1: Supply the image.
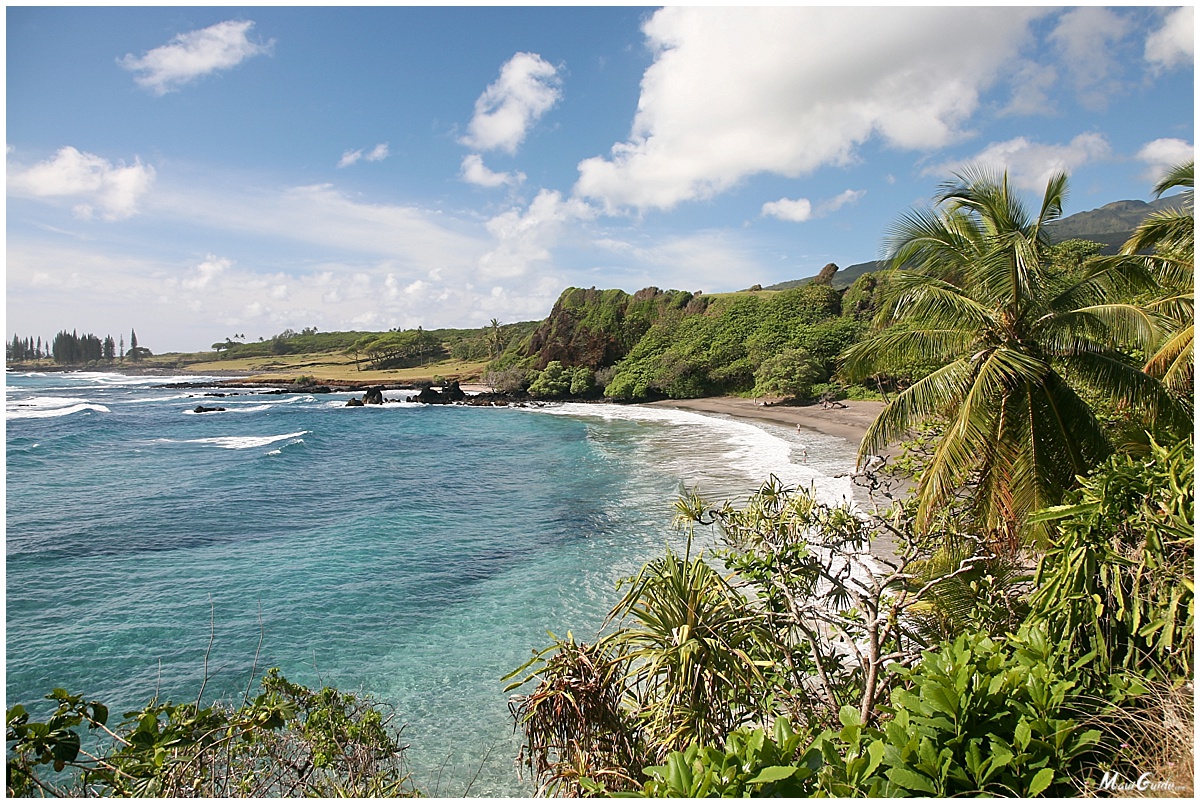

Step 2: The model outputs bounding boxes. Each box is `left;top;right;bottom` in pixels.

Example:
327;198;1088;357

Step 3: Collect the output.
181;350;491;384
8;350;493;385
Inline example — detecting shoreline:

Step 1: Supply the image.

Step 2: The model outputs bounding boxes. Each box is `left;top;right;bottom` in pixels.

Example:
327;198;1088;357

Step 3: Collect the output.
644;396;882;453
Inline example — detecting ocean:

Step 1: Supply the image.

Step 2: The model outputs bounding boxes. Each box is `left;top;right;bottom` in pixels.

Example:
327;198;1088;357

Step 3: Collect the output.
5;371;855;795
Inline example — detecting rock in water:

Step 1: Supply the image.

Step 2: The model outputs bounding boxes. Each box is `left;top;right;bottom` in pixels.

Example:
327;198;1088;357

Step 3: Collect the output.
192;405;225;413
362;387;385;405
346;397;364;407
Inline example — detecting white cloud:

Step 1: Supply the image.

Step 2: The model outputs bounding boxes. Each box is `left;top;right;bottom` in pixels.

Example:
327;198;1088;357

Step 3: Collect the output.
460;154;525;188
182;255;230;290
1000;60;1059;116
478;189;595;278
119;20;274;95
820;189;866;215
338;143;390;168
1047;7;1130;109
592;230;769;292
7;146;155;220
761;188;865;223
1137;138;1194;183
1145;7;1194;72
575;7;1043;212
761;198;812;223
460;52;562;154
931;133;1111;191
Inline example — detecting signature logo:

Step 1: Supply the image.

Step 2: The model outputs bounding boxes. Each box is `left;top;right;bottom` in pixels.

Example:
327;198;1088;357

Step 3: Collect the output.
1095;770;1181;793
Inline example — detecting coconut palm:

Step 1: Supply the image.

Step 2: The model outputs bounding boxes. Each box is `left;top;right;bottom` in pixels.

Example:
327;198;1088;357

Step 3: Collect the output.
1123;160;1193;396
842;169;1188;540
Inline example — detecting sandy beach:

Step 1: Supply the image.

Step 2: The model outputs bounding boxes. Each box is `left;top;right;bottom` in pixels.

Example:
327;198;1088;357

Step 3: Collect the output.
644;396;883;453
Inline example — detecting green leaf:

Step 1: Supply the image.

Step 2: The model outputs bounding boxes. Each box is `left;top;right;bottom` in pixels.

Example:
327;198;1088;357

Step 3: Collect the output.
1027;767;1055;796
887;765;938;794
746;765;799;784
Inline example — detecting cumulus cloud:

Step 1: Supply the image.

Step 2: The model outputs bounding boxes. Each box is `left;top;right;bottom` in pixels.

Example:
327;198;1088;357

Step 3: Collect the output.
1145;7;1194;72
460;154;525;188
7;146;155;220
1137;138;1194;182
478;189;595;278
761;197;813;223
1047;7;1130;109
119;20;274;95
182;255;230;290
460;52;562;154
761;188;865;223
931;133;1111;191
575;7;1043;212
337;143;389;169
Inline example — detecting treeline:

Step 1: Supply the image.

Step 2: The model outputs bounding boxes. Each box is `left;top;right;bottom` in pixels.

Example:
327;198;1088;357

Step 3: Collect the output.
208;321;540;368
7;329;150;365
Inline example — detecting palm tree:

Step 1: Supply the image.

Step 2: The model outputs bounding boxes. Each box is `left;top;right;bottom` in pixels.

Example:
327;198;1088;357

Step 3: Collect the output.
842;169;1188;540
1123;160;1193;396
488;318;504;357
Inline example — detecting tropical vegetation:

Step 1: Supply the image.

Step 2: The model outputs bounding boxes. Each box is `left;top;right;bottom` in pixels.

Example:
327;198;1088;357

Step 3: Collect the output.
8;163;1193;797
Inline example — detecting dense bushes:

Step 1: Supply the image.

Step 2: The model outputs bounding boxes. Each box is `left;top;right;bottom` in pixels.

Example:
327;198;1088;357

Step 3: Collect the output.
600;285;861;400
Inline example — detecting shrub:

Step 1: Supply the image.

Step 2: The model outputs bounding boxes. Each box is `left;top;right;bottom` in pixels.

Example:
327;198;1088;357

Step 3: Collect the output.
6;670;416;797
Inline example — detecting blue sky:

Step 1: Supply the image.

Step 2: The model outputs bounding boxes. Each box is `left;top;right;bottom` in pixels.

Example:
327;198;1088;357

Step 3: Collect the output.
6;5;1194;353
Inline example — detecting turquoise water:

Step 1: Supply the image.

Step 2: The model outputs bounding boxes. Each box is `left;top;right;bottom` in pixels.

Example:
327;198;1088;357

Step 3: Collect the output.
5;371;854;795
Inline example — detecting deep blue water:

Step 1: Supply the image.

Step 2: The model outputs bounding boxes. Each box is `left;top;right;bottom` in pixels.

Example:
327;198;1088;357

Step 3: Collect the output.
5;371;854;795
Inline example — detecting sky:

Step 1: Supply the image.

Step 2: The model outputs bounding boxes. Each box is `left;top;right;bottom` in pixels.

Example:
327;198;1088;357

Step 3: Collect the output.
6;5;1195;353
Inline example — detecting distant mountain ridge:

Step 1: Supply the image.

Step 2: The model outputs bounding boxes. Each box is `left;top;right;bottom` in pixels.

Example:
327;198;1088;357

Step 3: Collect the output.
763;194;1190;291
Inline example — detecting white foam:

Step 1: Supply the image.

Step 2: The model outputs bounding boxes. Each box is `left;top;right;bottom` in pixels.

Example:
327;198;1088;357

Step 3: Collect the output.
530;402;856;507
7;402;110;420
165;431;311;450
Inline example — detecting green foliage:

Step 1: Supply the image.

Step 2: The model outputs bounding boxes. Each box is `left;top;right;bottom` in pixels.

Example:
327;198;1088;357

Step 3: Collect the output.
6;670;415;798
569;365;595;396
527;360;572;398
636;717;821;797
752;347;825;400
818;625;1101;797
1047;238;1106;276
1028;437;1194;684
604;284;851;400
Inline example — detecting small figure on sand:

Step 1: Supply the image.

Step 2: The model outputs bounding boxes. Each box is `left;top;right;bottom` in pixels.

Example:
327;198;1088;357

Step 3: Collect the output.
819;391;847;409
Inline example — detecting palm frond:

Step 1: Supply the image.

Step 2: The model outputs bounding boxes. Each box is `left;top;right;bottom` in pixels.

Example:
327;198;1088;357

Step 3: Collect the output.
1144;324;1194;396
874;270;995;330
1062;348;1193;435
1041;303;1162;355
839;326;976;381
1153;160;1193;198
857;357;978;460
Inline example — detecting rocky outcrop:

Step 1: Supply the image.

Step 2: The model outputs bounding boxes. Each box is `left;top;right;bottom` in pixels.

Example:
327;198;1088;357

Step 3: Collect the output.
409;381;466;404
522;286;703;370
813;263;840;285
345;397;364;407
192;405;225;413
362;387;385;405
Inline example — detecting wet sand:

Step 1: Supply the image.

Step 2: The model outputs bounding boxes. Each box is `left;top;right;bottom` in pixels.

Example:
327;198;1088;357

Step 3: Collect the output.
643;396;883;453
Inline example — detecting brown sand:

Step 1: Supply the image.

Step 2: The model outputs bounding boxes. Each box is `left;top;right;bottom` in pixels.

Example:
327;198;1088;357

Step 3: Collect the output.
644;396;882;453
